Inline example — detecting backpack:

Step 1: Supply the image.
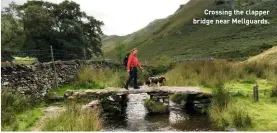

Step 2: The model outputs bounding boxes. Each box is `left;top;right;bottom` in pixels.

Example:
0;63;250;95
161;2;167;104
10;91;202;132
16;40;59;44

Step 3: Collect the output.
123;53;130;67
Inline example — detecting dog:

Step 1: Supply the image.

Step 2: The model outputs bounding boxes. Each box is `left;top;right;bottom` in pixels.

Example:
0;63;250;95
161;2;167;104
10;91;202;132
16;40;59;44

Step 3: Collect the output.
145;76;166;88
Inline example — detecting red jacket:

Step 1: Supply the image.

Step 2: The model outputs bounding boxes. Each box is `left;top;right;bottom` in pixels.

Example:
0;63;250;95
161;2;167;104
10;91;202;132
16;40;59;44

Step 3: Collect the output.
127;52;141;71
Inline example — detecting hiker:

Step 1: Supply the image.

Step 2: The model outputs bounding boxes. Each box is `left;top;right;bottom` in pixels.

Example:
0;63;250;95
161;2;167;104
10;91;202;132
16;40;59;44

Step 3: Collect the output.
124;48;144;90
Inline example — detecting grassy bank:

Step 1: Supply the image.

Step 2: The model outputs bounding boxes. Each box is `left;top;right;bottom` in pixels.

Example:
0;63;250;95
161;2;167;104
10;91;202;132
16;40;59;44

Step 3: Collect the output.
164;60;277;131
1;88;44;131
165;60;277;87
42;101;101;131
222;80;277;131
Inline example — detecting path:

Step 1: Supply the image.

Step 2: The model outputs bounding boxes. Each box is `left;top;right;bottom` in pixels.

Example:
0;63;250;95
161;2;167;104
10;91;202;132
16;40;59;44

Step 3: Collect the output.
31;106;65;131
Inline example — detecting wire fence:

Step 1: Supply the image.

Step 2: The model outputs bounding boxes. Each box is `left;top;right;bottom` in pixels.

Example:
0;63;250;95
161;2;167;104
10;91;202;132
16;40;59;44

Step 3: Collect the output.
2;45;223;67
1;46;120;65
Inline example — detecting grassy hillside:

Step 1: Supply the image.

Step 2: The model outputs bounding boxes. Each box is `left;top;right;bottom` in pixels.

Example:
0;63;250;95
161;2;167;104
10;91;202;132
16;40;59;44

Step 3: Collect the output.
102;18;165;54
247;46;277;65
103;0;277;61
101;35;128;54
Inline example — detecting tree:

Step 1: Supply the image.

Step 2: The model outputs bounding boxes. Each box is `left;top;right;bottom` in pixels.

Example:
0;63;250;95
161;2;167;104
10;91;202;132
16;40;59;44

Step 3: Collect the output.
1;2;25;51
3;0;104;62
1;2;25;62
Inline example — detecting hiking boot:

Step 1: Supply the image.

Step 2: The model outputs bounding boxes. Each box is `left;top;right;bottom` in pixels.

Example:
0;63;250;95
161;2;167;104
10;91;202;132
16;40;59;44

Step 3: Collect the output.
134;86;140;89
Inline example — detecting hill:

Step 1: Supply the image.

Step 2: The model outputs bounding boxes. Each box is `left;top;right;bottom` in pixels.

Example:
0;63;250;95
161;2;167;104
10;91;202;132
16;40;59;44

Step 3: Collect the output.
101;35;128;54
102;0;277;61
101;18;165;54
247;46;277;65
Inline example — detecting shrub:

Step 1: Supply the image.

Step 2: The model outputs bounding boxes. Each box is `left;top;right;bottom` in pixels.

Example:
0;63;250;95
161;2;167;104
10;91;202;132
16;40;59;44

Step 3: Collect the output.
211;86;231;111
1;88;31;131
209;105;230;130
231;108;252;129
209;86;232;130
42;101;101;131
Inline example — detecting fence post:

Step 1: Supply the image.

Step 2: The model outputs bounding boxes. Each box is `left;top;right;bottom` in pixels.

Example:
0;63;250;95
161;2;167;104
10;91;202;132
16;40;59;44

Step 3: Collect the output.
253;84;259;102
50;46;58;88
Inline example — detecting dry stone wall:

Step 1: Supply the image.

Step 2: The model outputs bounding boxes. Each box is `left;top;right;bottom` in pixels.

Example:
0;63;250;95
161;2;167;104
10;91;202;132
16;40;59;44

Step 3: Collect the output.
1;60;121;100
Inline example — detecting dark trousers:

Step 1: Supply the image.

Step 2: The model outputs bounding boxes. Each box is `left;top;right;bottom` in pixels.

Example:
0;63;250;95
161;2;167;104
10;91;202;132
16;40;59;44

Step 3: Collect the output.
125;67;138;88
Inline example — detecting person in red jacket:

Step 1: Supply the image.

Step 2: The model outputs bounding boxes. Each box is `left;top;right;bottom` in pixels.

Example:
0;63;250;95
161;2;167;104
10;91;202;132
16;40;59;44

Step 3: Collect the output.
124;48;144;90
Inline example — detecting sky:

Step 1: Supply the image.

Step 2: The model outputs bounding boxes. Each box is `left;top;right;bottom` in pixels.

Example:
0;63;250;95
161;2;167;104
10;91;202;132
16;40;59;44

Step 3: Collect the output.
1;0;189;36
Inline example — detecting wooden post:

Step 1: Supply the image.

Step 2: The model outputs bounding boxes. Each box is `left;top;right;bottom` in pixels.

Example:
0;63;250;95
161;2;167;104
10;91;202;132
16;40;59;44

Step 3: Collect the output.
253;84;259;102
50;46;58;88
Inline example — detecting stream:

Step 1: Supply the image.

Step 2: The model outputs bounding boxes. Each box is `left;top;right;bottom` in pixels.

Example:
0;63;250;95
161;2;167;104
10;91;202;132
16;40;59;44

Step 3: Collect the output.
101;93;217;131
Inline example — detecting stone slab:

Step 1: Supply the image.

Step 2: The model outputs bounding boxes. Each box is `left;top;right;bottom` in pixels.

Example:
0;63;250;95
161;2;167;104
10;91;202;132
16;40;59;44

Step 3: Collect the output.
65;86;206;98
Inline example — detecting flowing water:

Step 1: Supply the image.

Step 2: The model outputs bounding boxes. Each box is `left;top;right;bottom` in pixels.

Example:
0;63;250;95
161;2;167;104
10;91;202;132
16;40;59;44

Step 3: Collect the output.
102;93;216;131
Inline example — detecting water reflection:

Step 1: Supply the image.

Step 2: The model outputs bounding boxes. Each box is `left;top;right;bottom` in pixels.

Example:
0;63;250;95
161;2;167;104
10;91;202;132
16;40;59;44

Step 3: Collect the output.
169;108;189;123
102;93;214;131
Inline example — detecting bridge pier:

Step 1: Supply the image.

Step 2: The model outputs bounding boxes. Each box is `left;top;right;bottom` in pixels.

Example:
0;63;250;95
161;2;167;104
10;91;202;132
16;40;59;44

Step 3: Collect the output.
63;86;210;114
145;92;170;114
119;94;128;106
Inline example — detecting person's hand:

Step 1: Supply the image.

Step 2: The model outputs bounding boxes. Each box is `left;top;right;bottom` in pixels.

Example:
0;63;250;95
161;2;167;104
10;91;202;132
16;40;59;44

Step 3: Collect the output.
127;70;130;73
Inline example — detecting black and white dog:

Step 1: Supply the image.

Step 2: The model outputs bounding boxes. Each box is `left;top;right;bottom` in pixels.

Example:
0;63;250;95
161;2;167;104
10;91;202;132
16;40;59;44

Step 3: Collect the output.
145;76;166;88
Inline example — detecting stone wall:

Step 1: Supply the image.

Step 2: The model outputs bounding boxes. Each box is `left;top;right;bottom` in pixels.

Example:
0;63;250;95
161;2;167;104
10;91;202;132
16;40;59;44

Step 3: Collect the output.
1;60;121;100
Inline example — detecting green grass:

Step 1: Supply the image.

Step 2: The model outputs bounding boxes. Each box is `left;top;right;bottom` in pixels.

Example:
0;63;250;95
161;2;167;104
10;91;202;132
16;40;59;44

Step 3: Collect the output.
163;59;277;131
235;96;277;131
49;66;130;96
42;101;101;131
209;80;277;131
271;81;277;97
1;102;45;131
225;79;273;96
104;0;277;60
1;88;47;131
13;56;37;64
13;56;36;61
77;66;128;88
15;107;44;131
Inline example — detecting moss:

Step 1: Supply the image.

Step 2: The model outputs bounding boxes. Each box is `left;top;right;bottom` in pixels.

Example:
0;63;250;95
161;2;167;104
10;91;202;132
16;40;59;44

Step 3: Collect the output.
144;98;169;114
170;93;188;105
